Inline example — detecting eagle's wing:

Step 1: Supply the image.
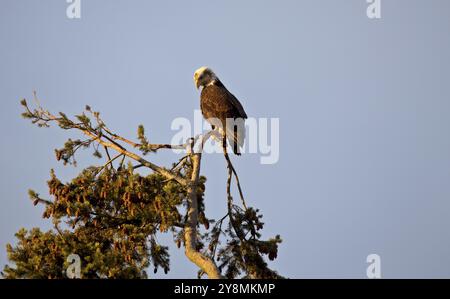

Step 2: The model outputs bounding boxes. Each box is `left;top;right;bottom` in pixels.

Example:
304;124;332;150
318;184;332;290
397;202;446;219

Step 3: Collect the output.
226;91;247;119
201;84;246;119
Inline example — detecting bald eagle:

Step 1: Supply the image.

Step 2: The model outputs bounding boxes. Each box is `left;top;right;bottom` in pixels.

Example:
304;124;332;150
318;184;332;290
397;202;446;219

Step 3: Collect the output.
194;67;247;155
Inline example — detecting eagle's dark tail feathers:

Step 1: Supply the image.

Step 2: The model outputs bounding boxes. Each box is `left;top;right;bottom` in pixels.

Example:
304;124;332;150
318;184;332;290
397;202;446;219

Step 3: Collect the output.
222;134;241;156
232;133;241;156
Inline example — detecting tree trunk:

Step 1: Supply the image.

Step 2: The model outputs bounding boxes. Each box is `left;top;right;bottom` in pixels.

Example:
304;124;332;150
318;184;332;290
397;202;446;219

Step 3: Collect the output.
184;153;222;279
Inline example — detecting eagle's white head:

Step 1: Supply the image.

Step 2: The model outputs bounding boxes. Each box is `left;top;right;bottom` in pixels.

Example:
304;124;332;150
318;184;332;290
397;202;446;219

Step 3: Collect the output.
194;66;217;89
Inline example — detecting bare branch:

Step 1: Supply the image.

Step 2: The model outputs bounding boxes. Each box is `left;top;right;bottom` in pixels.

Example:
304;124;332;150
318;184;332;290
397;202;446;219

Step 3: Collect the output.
184;151;222;279
221;137;248;210
21;101;190;186
95;153;123;176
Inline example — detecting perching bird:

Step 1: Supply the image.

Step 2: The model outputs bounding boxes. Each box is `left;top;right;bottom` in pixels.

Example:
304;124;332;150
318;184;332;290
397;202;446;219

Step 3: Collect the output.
193;67;247;155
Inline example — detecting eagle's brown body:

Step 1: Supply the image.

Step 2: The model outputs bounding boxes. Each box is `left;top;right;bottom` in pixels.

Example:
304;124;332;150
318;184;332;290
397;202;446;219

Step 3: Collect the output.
194;67;247;155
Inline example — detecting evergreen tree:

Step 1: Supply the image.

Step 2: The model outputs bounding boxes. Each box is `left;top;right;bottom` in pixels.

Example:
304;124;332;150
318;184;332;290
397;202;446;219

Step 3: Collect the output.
2;97;282;279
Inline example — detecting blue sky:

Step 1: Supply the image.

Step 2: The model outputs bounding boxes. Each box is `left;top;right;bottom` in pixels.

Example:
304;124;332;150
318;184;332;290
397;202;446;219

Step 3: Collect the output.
1;0;450;278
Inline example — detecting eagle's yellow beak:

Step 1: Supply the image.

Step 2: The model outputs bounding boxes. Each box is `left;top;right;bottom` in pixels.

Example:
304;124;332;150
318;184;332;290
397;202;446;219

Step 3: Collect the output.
194;73;200;89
